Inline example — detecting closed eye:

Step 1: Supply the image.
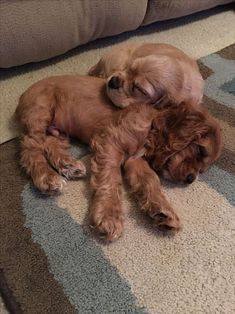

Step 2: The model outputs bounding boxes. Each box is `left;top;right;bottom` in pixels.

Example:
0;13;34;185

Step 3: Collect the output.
197;146;208;160
132;83;147;96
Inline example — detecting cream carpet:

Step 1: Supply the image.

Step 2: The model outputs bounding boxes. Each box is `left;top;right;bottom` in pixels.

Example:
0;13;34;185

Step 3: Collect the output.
0;6;235;144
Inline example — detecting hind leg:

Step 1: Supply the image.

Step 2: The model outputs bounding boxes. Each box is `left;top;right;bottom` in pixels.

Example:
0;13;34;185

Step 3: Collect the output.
21;134;66;193
18;95;66;193
43;136;86;180
18;91;85;191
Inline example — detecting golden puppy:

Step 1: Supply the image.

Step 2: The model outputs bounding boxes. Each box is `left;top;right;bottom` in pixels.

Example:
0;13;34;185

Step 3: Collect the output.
89;43;204;108
15;75;222;240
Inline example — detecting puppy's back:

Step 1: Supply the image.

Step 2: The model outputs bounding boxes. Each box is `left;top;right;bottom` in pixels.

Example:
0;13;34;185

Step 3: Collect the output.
15;75;116;142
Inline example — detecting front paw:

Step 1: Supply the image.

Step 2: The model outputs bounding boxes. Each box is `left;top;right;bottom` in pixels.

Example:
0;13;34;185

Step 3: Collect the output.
34;170;66;194
90;208;124;242
59;160;86;179
149;205;182;233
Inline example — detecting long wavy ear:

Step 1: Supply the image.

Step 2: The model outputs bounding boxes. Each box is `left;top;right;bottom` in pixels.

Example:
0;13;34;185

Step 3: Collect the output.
194;114;223;162
145;102;211;169
133;55;183;106
165;103;211;149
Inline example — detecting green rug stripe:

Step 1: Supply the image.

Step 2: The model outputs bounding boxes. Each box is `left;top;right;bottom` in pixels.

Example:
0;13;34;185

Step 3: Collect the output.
200;166;235;207
201;53;235;108
221;77;235;96
22;184;147;314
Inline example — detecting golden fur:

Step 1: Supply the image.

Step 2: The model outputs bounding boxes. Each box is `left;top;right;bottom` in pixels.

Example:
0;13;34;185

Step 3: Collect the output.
15;75;222;241
89;43;204;108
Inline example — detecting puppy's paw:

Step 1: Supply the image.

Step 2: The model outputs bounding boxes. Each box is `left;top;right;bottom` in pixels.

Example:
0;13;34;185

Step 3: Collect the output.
34;170;66;194
149;206;182;233
59;160;86;180
90;211;124;242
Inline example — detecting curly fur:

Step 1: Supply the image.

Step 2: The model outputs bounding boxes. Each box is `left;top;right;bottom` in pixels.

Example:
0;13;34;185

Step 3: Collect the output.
15;75;222;241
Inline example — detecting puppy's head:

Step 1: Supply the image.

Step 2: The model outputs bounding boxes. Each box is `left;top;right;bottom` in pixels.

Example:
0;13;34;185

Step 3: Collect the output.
146;103;223;184
106;55;183;108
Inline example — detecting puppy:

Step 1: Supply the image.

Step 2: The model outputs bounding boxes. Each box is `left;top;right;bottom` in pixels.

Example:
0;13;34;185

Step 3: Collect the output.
89;43;204;108
15;75;222;241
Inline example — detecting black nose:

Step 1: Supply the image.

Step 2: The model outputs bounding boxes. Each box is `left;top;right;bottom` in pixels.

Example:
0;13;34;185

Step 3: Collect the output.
108;76;120;89
185;174;195;184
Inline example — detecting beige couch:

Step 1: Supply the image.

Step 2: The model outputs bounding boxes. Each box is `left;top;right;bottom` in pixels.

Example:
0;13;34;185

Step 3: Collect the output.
0;0;232;68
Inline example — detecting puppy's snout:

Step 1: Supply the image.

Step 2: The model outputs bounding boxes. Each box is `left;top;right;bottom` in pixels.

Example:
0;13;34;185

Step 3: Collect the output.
185;174;195;184
108;76;120;89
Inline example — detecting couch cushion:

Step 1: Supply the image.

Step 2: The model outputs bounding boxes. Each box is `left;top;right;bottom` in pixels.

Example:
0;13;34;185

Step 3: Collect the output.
0;0;147;68
142;0;233;25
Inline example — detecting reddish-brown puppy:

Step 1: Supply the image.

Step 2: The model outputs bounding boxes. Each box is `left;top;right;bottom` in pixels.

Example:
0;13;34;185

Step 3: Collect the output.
15;75;222;241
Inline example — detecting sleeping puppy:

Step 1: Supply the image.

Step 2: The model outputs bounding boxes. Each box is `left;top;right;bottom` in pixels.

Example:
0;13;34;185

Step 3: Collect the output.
88;43;204;108
15;75;222;241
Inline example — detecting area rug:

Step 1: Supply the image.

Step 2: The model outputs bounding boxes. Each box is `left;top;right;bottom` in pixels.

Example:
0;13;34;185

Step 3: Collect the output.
0;45;234;314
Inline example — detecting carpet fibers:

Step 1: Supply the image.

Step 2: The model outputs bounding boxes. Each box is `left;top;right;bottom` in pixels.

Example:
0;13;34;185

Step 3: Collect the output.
0;45;235;314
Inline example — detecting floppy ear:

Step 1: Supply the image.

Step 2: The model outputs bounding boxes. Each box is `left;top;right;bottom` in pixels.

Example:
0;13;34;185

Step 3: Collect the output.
194;116;223;162
167;105;209;146
145;103;211;169
134;55;184;106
